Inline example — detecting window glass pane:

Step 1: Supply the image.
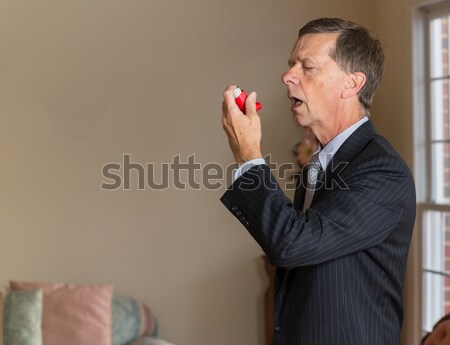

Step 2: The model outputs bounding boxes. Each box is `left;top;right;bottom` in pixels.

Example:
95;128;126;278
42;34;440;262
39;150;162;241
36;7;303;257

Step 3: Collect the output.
448;275;450;316
423;272;446;331
423;211;447;271
431;79;450;140
432;143;450;203
422;8;450;337
430;16;449;79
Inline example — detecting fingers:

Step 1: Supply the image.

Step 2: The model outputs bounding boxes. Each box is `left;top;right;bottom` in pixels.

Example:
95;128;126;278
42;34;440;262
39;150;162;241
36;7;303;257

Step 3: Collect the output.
223;85;260;118
245;92;258;118
223;84;237;99
221;85;263;163
223;85;240;116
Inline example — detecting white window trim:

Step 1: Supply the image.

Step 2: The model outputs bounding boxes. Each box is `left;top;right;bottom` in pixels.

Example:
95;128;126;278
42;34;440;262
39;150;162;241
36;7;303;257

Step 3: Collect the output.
413;0;450;338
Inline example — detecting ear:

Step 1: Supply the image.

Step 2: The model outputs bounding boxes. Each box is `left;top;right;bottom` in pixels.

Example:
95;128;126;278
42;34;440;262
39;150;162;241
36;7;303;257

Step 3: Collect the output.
341;72;366;99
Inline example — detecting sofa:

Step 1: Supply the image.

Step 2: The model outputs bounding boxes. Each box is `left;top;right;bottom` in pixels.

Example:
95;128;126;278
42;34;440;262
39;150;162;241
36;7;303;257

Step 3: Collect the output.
0;280;174;345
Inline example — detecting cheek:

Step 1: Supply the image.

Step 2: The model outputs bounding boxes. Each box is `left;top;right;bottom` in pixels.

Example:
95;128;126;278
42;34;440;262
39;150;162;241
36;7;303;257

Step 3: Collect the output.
305;79;325;98
321;81;342;101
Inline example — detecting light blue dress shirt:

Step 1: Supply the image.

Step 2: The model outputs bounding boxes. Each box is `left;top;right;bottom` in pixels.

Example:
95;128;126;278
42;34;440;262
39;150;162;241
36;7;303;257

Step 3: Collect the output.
233;116;369;181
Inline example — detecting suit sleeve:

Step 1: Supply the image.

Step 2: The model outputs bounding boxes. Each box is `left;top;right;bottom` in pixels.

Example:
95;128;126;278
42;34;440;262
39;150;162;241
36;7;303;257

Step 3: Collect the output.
220;153;416;270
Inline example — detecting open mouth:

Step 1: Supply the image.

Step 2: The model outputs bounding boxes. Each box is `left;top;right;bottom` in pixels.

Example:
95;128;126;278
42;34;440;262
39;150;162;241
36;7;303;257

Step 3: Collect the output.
290;97;304;107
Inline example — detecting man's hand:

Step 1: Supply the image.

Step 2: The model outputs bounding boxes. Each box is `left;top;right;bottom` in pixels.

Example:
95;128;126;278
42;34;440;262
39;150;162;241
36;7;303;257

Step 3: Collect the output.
424;320;450;345
221;85;262;163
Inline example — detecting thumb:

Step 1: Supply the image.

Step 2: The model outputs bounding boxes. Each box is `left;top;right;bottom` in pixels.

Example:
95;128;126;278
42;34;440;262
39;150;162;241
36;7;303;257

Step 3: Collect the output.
245;92;258;117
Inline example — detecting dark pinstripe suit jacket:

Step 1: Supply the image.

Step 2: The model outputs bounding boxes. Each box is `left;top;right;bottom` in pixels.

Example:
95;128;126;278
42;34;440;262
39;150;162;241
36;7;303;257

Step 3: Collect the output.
220;121;416;345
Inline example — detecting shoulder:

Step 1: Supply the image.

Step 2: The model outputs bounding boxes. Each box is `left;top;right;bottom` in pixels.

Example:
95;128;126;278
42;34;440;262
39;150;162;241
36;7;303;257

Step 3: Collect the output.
352;133;413;180
340;133;416;207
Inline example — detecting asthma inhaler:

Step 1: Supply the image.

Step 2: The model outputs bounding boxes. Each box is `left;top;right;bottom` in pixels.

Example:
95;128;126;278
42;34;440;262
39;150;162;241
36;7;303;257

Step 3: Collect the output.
233;87;262;114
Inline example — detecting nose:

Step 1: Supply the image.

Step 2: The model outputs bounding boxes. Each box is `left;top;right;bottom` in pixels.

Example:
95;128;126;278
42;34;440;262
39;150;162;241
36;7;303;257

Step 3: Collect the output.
282;66;298;85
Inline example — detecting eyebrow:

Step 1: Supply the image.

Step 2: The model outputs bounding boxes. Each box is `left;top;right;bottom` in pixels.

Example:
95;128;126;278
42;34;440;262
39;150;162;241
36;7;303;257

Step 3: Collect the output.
287;57;317;67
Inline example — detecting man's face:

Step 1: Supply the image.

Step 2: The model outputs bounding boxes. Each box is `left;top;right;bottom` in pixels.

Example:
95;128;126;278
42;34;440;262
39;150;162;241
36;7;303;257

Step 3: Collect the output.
282;33;349;129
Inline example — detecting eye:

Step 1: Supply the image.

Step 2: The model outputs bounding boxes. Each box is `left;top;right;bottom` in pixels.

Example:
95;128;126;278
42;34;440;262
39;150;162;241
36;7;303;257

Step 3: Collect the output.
303;65;317;75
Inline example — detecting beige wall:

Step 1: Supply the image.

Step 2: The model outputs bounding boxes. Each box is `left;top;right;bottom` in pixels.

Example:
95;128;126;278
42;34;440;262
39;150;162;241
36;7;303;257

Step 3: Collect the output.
0;0;424;344
371;1;415;342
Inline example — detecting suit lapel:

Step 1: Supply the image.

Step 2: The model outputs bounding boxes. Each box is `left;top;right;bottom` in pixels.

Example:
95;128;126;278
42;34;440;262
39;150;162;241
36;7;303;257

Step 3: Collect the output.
324;120;377;179
304;120;377;208
293;172;307;209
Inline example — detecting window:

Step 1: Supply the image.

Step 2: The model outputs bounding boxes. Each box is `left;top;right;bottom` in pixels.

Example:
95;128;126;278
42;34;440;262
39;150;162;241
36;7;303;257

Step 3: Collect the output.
415;1;450;334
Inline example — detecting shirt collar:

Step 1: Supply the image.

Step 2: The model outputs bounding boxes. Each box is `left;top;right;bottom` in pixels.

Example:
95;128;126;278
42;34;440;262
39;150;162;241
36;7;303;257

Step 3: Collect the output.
316;116;369;170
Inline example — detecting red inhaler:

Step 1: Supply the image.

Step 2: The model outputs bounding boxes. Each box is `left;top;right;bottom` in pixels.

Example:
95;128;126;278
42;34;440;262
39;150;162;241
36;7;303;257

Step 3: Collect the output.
233;87;262;114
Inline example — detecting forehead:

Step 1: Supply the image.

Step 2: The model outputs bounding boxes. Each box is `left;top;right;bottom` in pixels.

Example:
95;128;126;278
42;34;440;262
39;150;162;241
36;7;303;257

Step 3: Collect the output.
290;32;339;63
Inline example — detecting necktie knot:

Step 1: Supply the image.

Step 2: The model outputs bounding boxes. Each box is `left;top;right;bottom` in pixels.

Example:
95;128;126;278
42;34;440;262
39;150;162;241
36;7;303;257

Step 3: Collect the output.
309;151;321;168
303;152;322;211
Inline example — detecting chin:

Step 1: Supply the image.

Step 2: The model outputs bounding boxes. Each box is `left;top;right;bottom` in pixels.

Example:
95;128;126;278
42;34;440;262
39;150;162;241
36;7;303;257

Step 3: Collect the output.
293;115;307;128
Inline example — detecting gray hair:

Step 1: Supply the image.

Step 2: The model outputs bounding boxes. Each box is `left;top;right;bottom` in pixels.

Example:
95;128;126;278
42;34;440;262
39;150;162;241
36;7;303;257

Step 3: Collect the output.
298;18;385;110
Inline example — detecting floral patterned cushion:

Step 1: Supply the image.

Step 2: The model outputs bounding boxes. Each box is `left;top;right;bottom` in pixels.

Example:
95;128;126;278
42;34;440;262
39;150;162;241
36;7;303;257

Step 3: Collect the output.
10;281;113;345
1;289;43;345
112;294;157;345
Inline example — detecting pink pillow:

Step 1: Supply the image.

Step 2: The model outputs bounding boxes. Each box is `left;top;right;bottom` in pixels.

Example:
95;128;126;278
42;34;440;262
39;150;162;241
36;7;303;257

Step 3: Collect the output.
10;281;113;345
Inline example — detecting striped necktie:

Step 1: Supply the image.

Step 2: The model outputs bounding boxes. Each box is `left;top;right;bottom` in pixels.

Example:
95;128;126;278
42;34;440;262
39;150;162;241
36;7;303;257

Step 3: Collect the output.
303;152;322;212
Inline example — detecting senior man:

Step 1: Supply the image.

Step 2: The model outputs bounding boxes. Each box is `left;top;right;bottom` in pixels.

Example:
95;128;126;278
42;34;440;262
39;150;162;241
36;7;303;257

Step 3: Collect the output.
220;18;416;345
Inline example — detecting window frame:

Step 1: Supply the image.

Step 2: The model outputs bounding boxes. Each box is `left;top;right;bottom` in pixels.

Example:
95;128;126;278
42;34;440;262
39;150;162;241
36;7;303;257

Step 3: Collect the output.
414;0;450;335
